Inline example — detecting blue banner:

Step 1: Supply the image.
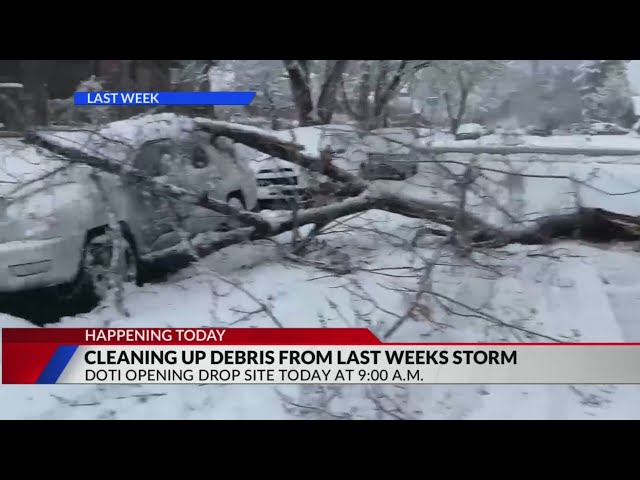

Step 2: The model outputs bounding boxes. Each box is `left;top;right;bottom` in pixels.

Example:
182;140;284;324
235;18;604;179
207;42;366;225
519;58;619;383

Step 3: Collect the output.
74;91;256;106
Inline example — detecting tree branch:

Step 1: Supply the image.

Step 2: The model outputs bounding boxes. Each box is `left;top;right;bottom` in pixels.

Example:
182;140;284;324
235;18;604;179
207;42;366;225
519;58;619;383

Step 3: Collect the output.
283;60;316;126
374;60;409;117
25;130;273;237
194;118;367;188
317;60;349;124
23;119;640;269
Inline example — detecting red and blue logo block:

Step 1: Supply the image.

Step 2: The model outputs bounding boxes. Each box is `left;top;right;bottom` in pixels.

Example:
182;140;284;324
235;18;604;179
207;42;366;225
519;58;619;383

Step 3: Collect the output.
3;342;78;384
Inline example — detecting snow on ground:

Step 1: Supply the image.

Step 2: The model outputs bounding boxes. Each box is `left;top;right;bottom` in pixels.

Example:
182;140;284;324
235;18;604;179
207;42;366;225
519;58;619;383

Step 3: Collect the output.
2;210;640;420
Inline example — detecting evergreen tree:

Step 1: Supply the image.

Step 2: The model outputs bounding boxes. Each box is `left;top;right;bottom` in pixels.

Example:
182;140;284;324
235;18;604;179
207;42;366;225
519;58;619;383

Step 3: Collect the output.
575;60;634;126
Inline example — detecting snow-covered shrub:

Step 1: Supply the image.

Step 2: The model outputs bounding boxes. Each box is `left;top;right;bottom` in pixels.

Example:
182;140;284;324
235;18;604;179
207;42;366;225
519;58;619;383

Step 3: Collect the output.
575;60;635;127
48;76;114;126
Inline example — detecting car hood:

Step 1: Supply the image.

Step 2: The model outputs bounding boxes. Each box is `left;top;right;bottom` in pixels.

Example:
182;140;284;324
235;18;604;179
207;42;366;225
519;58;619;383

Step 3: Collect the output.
34;113;197;162
250;155;303;177
0;138;68;197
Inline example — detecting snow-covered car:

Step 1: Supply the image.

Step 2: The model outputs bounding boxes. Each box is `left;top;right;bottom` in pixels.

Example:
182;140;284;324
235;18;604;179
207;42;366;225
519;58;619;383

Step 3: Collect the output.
251;155;311;206
523;125;552;137
567;122;629;136
0;114;258;300
357;128;426;180
588;122;630;135
455;123;491;140
360;152;418;180
552;128;572;136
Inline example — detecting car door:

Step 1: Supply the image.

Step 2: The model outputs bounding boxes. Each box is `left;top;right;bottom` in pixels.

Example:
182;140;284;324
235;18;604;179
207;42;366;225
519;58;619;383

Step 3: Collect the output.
210;136;244;191
125;138;181;252
216;136;257;208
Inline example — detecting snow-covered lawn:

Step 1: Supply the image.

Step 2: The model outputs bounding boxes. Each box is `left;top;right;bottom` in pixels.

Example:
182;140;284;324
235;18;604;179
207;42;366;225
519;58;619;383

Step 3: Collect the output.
2;210;640;420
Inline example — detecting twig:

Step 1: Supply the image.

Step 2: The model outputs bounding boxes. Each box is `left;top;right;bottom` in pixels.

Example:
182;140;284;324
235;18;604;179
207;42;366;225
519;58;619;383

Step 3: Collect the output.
383;239;449;339
211;273;284;328
90;172;130;317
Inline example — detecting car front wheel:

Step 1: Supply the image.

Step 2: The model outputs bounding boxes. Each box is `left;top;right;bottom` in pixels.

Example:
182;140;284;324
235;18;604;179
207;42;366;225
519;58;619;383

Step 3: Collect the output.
60;232;140;304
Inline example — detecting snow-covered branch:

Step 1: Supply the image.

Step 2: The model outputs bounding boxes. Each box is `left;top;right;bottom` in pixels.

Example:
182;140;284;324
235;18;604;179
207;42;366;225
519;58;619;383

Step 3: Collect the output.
24;129;273;236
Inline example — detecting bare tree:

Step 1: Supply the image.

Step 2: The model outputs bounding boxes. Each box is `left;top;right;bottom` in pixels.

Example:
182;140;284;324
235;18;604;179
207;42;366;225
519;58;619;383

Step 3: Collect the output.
341;60;433;129
418;60;507;134
20;60;50;128
0;83;25;132
283;60;349;126
575;60;635;127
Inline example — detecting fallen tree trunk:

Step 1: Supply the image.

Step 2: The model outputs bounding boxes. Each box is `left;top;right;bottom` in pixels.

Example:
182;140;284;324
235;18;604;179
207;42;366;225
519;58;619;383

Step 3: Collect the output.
141;192;453;264
145;202;640;272
416;144;640;157
489;207;640;246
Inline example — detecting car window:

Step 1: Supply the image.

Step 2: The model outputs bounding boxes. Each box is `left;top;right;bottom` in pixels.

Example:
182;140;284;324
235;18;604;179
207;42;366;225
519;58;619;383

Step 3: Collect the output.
210;136;236;165
192;145;209;169
134;139;174;177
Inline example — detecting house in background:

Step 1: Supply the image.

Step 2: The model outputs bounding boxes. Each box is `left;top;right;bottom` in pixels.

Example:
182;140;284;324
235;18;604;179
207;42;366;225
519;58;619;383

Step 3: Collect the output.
0;60;98;98
0;60;178;128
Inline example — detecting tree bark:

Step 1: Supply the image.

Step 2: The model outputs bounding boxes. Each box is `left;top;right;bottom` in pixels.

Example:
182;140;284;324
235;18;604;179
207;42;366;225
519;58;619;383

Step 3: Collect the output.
479;207;640;247
147;60;172;91
283;60;316;126
444;72;470;135
0;83;25;131
357;62;372;122
373;60;408;118
20;60;49;127
317;60;349;124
